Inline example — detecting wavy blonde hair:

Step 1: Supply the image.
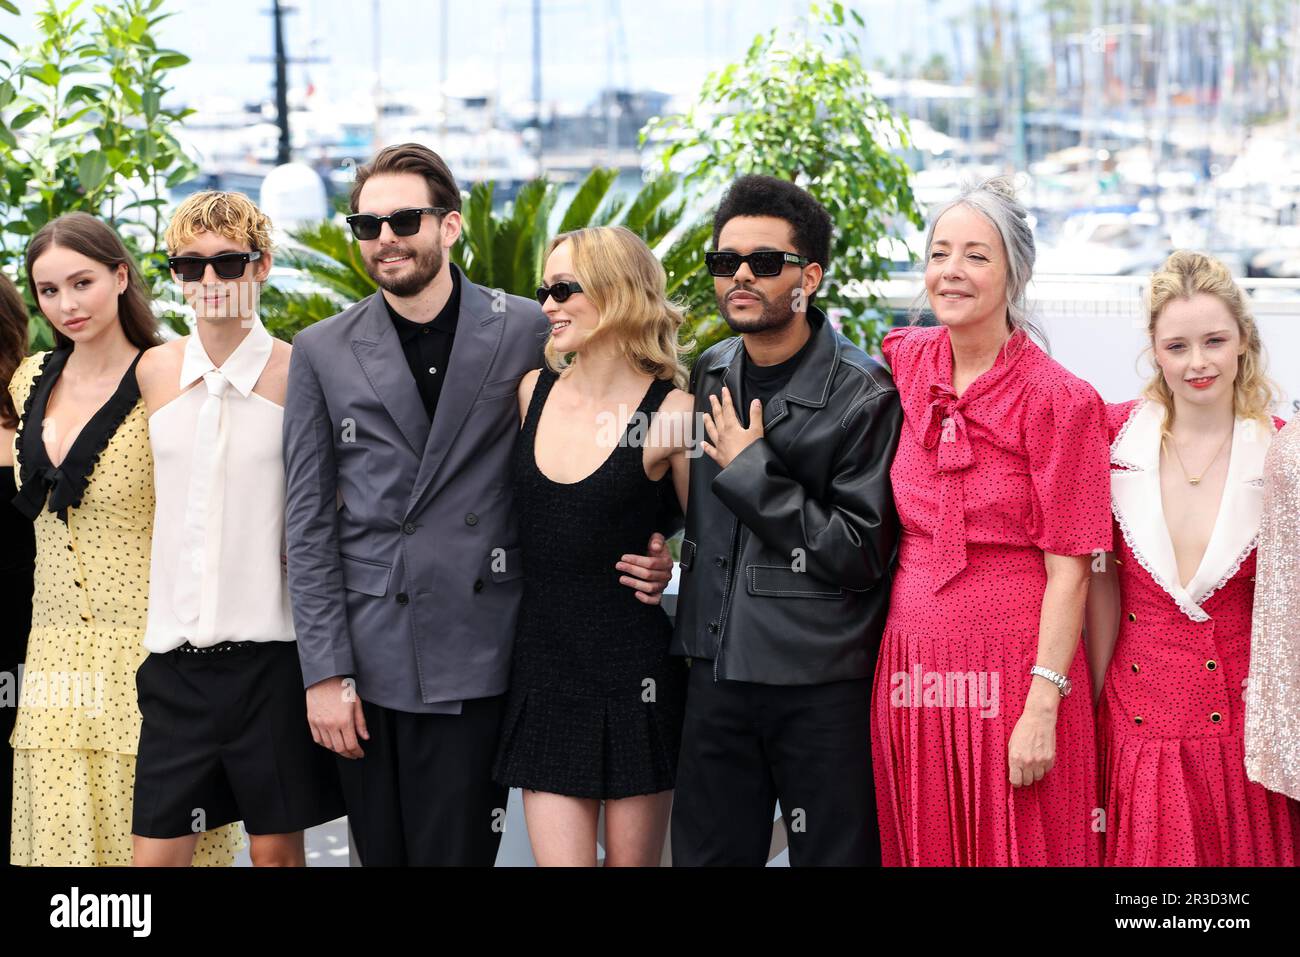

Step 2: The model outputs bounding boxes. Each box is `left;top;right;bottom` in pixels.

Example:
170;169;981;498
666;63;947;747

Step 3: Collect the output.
1142;250;1278;433
165;190;274;255
543;225;691;388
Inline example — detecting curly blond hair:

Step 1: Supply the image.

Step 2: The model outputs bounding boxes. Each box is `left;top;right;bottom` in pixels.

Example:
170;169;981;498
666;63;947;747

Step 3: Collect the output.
543;225;691;388
1142;249;1279;432
164;190;274;255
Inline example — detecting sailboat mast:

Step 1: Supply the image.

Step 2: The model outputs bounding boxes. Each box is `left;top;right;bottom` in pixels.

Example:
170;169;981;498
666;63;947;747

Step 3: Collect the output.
372;0;383;150
532;0;543;168
273;0;290;165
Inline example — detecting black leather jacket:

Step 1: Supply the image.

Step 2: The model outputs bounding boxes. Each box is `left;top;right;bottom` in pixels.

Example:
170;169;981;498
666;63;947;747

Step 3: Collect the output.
671;307;903;685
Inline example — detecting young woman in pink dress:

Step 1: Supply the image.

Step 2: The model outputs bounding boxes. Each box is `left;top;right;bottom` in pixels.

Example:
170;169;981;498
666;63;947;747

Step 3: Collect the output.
872;177;1113;866
1086;250;1300;866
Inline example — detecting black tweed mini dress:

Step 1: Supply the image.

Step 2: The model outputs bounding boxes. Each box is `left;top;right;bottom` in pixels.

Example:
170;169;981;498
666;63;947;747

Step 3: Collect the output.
492;366;687;799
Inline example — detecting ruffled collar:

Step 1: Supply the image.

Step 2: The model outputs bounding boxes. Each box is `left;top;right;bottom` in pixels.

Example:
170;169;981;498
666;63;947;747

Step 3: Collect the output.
12;348;144;524
1109;397;1275;620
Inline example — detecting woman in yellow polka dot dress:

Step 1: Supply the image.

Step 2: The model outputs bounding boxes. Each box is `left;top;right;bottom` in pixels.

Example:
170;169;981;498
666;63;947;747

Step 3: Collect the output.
7;213;241;866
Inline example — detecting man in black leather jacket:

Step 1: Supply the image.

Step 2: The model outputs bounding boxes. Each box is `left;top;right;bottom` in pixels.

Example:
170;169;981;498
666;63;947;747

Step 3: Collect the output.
670;175;903;866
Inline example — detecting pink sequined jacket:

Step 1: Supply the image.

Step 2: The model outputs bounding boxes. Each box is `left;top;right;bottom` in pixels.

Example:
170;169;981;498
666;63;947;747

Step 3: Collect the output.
1246;414;1300;800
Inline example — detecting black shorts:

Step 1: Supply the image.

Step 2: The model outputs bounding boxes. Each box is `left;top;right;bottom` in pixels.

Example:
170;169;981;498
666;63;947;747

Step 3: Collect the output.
132;640;345;839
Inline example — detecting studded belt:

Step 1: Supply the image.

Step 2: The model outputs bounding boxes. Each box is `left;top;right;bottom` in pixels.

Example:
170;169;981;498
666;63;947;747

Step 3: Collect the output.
173;640;261;655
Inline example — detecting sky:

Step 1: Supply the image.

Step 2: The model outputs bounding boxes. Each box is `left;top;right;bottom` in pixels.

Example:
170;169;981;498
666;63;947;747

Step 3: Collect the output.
1;0;989;113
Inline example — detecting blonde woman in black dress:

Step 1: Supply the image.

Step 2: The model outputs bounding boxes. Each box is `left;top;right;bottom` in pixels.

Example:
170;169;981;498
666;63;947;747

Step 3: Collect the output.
492;225;694;866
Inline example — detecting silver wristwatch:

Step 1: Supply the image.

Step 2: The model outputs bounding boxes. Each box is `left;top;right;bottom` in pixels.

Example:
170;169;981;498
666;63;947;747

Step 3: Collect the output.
1030;665;1072;698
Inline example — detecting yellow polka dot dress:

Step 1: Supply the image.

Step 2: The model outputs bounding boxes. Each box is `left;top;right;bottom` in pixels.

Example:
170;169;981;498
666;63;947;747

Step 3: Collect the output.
8;351;243;866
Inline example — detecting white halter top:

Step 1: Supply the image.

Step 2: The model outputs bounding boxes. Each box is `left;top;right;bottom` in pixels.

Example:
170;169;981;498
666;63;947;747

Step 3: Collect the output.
143;317;295;652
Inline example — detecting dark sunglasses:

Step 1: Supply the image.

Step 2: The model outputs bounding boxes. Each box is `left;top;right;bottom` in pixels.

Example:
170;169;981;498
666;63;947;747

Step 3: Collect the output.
345;206;447;241
535;280;584;306
166;251;262;282
705;250;810;278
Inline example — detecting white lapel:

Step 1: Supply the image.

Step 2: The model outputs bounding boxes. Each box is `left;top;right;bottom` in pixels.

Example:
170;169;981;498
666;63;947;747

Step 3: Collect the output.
1110;399;1203;619
1110;398;1275;622
1184;413;1272;605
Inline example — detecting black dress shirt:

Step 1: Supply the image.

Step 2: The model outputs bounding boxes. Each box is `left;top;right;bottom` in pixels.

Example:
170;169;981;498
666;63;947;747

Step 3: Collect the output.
384;269;461;422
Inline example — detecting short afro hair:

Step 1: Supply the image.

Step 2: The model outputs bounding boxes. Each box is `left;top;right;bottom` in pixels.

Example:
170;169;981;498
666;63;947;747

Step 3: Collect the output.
712;174;832;275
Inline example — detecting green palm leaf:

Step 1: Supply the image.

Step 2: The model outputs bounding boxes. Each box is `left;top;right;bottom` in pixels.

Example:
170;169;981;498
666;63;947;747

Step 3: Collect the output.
455;180;498;288
556;167;619;234
620;174;679;235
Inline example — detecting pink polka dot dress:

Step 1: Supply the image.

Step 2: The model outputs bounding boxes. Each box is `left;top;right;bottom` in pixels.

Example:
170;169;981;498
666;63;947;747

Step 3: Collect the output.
1099;398;1300;865
871;325;1112;866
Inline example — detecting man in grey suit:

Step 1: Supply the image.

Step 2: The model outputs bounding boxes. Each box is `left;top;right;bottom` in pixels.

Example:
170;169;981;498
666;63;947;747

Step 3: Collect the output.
282;143;673;866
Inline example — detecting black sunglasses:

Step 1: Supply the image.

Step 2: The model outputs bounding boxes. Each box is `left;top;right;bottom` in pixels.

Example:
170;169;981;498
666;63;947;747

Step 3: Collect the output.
535;280;584;306
705;250;810;278
167;251;262;282
346;206;447;241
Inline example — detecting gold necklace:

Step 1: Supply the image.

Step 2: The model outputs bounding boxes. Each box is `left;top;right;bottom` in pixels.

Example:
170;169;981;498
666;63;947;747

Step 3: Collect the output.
1163;429;1232;486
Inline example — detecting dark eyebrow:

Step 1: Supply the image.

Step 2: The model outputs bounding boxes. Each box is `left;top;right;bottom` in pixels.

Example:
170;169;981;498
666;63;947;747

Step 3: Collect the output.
38;270;95;284
356;206;418;216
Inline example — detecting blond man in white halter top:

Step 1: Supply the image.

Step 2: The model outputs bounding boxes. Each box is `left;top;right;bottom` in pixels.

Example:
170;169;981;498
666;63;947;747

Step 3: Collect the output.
130;192;343;866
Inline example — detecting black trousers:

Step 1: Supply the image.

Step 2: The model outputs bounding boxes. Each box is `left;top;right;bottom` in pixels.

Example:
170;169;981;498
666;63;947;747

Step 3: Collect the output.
671;660;879;866
338;695;508;867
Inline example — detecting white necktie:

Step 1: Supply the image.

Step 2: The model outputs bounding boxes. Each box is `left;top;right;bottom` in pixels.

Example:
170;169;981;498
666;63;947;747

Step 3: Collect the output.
173;370;230;626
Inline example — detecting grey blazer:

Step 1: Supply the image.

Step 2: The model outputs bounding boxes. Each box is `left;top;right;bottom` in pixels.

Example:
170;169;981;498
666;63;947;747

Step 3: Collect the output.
283;265;548;713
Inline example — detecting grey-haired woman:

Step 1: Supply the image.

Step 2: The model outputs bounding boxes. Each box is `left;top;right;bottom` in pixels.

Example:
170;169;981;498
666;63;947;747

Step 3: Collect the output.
870;177;1113;866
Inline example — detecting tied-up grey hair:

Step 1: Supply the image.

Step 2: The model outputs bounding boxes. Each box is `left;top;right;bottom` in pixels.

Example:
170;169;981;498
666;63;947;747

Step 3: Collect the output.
910;175;1048;351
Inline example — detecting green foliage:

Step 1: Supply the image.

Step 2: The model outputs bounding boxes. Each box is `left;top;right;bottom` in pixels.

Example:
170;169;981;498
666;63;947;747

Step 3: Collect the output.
644;1;923;349
258;216;377;343
0;0;199;349
262;167;726;356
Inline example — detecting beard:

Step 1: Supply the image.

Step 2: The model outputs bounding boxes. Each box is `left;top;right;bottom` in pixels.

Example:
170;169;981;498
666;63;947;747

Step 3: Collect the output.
717;281;802;334
365;241;444;298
